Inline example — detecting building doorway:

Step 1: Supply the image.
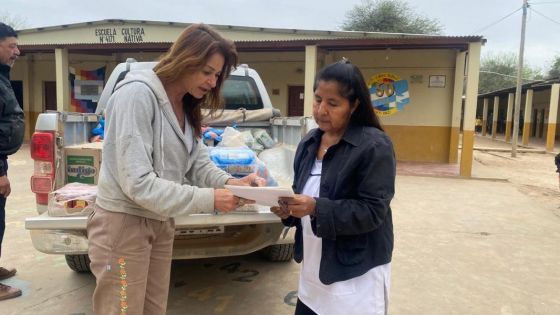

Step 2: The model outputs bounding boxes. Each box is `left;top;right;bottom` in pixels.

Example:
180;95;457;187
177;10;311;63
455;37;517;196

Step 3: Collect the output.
288;86;304;116
44;81;57;111
538;109;545;138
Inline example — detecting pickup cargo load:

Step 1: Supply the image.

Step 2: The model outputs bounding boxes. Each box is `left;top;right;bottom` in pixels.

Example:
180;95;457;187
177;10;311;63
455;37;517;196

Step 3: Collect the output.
25;60;315;272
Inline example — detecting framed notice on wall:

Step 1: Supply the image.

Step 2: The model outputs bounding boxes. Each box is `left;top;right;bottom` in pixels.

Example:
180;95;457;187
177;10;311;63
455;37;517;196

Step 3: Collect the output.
429;75;446;88
74;80;103;101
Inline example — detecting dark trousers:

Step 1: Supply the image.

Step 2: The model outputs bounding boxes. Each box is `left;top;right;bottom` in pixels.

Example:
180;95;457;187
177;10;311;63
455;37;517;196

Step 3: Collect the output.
0;159;7;258
295;299;317;315
0;189;6;258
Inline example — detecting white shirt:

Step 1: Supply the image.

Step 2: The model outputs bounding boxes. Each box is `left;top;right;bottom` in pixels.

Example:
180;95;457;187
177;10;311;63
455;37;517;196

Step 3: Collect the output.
298;159;391;315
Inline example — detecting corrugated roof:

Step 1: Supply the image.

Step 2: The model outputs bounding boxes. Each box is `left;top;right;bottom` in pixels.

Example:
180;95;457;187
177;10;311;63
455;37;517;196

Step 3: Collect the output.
478;77;560;98
16;19;485;54
19;37;482;54
17;18;485;42
234;36;484;52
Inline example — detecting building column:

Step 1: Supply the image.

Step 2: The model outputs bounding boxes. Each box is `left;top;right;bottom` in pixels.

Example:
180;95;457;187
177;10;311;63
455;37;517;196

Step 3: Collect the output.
460;42;482;177
492;96;499;139
303;45;318;117
20;56;34;140
55;48;70;112
522;89;534;146
505;93;514;142
449;51;466;163
107;53;119;78
482;98;488;136
546;83;559;151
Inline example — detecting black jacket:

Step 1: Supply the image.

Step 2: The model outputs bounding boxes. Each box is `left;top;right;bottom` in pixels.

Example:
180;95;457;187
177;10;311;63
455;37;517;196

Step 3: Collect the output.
0;64;25;168
282;124;395;284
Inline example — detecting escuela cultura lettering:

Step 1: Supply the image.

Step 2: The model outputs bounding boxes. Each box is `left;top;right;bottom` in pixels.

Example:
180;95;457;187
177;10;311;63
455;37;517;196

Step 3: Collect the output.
95;28;117;36
95;28;146;42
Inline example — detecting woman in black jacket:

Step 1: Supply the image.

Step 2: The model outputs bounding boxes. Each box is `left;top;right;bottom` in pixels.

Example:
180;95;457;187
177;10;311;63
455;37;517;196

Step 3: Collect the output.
271;59;396;315
555;153;560;189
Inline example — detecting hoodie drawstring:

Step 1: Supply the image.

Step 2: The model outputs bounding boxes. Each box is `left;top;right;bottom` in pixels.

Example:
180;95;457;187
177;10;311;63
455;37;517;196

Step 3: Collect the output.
160;106;165;172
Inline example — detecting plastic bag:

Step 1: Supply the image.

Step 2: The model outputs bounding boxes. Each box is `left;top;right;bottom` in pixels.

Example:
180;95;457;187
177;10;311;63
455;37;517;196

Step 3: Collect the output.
209;147;256;176
218;126;247;148
250;142;265;155
208;146;278;186
252;129;276;149
48;182;97;217
240;130;256;148
258;145;296;187
254;158;278;186
202;127;224;146
90;117;105;142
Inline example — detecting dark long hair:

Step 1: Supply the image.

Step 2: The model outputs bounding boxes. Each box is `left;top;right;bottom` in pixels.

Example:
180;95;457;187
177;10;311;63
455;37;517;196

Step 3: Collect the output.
313;59;383;131
154;24;238;137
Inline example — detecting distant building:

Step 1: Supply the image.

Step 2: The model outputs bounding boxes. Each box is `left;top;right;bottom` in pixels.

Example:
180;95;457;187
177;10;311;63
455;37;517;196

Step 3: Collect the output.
477;78;560;151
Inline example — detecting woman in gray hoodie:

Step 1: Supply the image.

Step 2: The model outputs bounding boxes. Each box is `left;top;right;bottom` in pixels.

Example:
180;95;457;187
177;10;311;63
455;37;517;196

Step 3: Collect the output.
87;24;261;315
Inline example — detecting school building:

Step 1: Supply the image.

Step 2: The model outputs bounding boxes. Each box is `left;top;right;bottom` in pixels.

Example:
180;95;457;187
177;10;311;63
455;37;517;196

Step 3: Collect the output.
11;19;486;176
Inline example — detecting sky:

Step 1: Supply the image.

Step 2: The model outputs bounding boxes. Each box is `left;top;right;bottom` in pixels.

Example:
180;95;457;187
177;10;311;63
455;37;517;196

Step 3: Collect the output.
3;0;560;72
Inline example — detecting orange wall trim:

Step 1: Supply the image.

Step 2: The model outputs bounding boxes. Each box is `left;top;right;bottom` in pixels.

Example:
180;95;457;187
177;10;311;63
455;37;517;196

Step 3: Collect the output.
547;123;557;151
522;122;531;146
384;125;451;163
460;131;474;177
505;121;512;142
448;127;460;163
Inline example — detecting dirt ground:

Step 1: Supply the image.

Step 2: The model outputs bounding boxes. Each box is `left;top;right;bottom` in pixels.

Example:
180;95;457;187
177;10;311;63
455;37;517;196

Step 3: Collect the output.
471;135;559;212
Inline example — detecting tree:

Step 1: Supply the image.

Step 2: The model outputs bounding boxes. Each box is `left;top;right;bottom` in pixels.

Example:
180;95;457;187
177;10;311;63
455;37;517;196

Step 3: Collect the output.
546;55;560;79
0;12;27;30
342;0;443;34
478;52;543;94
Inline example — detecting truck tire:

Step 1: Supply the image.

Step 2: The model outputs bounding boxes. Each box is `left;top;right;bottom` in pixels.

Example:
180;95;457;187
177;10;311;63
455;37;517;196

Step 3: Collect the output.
65;254;91;273
261;243;294;262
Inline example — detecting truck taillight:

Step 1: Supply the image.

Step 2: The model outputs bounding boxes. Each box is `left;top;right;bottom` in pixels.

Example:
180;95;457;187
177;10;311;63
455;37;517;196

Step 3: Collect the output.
35;193;49;205
31;132;54;161
30;176;53;193
30;131;55;205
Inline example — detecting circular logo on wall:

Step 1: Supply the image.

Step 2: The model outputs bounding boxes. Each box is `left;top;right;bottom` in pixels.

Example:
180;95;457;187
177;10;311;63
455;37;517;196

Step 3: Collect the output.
367;73;410;116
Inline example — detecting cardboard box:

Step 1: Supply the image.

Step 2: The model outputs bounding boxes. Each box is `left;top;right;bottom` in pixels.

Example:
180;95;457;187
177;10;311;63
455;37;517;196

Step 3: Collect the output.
65;142;103;184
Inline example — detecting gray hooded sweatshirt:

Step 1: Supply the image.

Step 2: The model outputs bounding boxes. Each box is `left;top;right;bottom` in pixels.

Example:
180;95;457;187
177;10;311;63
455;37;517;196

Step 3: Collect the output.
96;69;232;221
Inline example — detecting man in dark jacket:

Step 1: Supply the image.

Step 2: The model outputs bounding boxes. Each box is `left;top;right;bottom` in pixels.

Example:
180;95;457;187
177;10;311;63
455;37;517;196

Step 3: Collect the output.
555;153;560;190
0;22;25;301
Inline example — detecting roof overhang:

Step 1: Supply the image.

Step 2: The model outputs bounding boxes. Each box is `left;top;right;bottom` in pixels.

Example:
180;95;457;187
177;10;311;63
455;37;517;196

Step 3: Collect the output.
478;77;560;98
19;37;484;55
16;19;485;55
235;37;484;52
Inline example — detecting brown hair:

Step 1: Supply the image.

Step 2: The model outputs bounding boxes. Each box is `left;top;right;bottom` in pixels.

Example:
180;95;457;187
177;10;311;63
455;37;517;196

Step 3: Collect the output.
154;23;238;137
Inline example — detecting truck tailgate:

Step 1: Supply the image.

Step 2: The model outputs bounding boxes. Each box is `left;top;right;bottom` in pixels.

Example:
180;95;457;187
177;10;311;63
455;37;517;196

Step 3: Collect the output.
25;211;282;230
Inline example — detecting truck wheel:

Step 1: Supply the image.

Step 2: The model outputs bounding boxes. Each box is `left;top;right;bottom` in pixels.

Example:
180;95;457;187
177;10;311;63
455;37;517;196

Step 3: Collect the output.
261;244;294;262
65;254;91;273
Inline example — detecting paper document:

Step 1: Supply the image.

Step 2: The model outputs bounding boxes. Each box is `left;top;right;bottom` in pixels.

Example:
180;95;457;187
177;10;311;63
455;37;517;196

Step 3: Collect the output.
224;185;294;207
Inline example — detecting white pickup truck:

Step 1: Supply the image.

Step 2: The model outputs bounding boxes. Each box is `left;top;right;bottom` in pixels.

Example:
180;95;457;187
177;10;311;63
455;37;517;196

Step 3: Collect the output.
25;60;314;272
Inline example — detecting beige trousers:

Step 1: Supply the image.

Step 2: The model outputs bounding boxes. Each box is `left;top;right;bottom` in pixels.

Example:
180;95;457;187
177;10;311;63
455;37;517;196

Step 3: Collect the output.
87;206;175;315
